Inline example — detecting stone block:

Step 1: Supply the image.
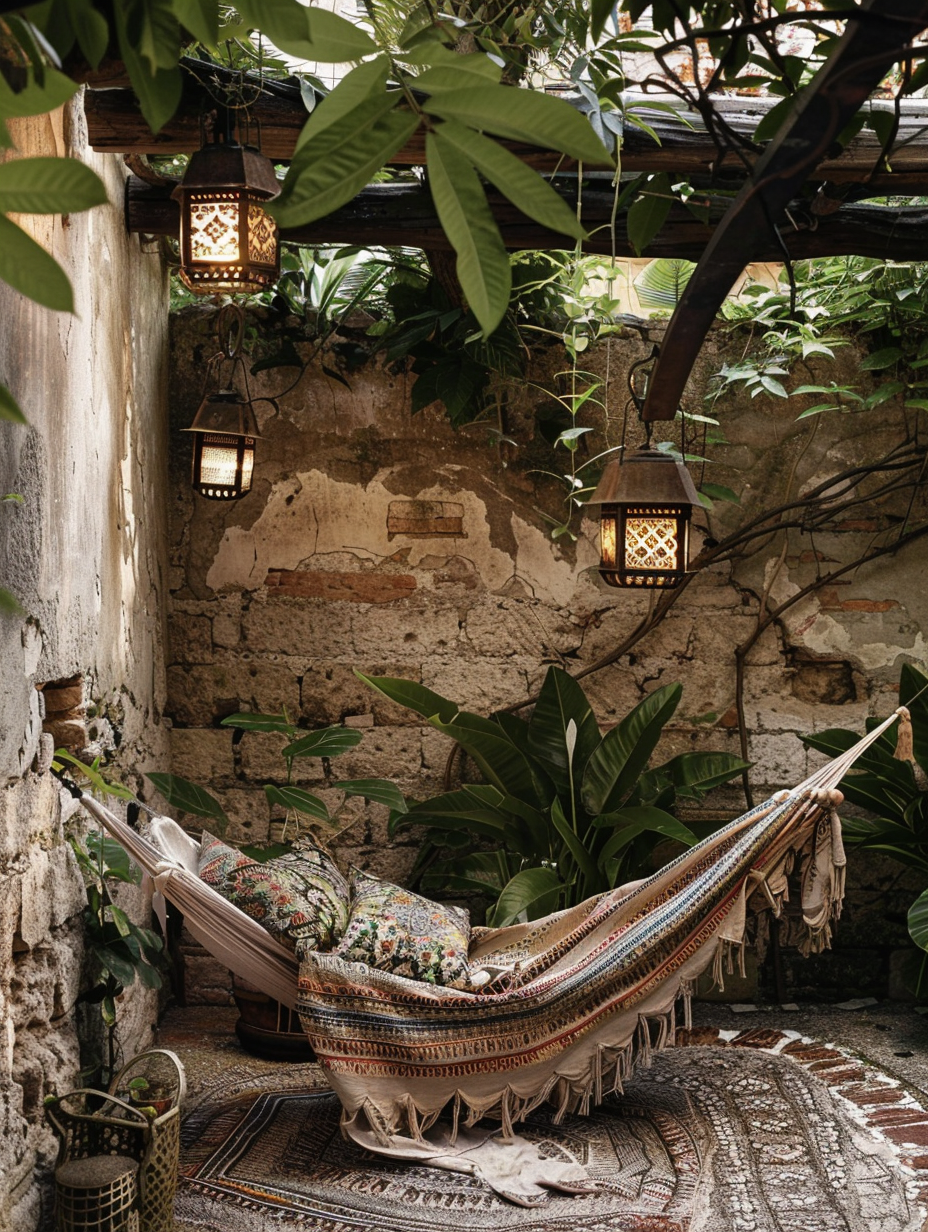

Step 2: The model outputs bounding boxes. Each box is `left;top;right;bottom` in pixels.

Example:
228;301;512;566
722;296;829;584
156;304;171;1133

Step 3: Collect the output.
420;658;529;715
215;789;272;844
169;728;235;784
265;568;417;603
333;727;423;782
183;952;234;1006
350;602;462;658
166;660;300;727
169;613;213;664
212;600;243;649
242;597;352;658
17;846;85;950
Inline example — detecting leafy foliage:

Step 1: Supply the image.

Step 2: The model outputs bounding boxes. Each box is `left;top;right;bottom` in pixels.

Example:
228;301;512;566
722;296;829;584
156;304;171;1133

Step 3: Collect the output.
360;666;748;925
801;663;928;994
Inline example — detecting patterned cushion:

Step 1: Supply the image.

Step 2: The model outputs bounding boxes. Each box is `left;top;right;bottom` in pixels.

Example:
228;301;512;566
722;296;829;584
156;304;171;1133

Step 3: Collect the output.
198;833;349;952
332;871;472;989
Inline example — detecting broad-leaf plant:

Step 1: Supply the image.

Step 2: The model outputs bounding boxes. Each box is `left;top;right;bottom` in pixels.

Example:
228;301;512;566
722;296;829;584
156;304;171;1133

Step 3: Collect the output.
361;666;748;926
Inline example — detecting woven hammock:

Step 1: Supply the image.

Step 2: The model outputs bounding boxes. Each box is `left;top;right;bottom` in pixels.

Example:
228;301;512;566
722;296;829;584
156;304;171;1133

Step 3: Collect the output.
73;707;907;1161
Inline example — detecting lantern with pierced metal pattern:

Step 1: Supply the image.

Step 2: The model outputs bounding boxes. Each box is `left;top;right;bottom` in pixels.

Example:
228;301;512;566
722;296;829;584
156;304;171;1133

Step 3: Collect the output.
588;448;700;588
172;133;280;295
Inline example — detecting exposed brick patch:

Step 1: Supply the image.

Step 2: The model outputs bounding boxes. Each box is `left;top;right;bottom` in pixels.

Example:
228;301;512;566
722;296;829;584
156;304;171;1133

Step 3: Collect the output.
782;1044;844;1061
885;1124;928;1147
868;1108;928;1127
730;1028;786;1050
265;570;417;603
675;1027;724;1047
387;500;465;539
818;587;900;612
842;1085;906;1106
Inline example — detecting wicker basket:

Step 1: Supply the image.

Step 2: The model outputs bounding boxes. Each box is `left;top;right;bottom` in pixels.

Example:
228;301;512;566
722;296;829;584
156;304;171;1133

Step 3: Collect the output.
47;1049;186;1232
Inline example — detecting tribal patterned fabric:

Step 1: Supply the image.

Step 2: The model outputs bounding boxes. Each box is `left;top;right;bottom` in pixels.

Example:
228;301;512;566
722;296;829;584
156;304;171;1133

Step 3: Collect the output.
297;786;847;1151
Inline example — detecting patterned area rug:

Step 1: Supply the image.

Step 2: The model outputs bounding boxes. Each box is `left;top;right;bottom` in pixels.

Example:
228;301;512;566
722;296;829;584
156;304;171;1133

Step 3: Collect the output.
175;1036;927;1232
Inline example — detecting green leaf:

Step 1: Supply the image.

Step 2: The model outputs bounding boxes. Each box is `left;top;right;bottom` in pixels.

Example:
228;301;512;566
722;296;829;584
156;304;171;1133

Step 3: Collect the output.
860;346;902;370
54;751;136;801
0;385;25;423
295;57;390;151
220;711;295;734
146;772;228;826
526;666;601;801
237;0;377;60
335;779;408;812
900;663;928;776
549;797;598;885
413;59;502;93
425;129;511;338
0;158;107;214
171;0;219;45
113;2;182;134
700;483;740;504
271;97;419;228
428;119;585;242
650;751;751;799
633;257;695;308
422;85;612;165
486;865;562;927
0;67;79;127
282;726;363;759
0;587;23;616
264;784;330;821
627;174;673;256
431;710;545;807
595;806;697;866
582;684;682;814
356;672;459;723
68;0;110;67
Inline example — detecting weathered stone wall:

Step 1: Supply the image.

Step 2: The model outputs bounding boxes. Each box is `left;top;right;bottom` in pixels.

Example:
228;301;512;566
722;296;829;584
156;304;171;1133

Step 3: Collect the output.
0;102;170;1231
166;308;928;1007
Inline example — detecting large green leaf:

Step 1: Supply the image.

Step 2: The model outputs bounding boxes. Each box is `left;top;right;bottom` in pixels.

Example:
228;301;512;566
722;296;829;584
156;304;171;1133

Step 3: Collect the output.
146;772;228;827
421;851;512;898
0;385;25;423
281;726;363;759
0;66;80;129
633;258;696;309
900;663;928;776
526;666;601;801
582;684;682;815
265;784;330;821
171;0;220;45
425;130;511;338
221;711;296;734
803;726;916;793
237;0;377;60
0;157;107;214
548;797;598;886
0;214;73;311
295;57;390;150
647;751;751;801
909;889;928;952
627;173;673;255
486;865;563;927
271;98;419;228
423;85;612;165
55;752;135;802
431;711;544;807
430;119;585;242
114;3;182;134
595;806;697;867
356;672;459;723
412;58;502;92
335;779;407;812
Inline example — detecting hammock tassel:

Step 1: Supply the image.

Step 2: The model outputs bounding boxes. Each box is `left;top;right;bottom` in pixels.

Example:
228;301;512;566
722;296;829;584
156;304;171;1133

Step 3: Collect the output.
894;706;914;762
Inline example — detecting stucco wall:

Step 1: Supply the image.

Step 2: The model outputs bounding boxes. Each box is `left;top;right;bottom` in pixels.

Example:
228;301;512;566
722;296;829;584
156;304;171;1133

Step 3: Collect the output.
166;308;927;1006
0;100;170;1231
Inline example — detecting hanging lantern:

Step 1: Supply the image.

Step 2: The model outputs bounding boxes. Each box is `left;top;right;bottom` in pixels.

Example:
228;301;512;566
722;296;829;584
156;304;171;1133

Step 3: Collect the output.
184;388;262;500
588;448;701;588
171;131;280;295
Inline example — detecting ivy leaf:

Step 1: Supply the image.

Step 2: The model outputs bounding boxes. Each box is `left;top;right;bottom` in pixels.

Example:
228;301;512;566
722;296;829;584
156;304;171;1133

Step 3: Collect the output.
271;97;419;228
0;158;107;214
237;0;377;61
146;772;229;826
0;214;73;312
428;118;585;241
220;711;295;733
171;0;220;46
281;726;364;759
295;57;390;151
423;84;612;164
335;780;408;812
264;784;330;821
0;384;26;423
627;173;673;256
425;129;511;338
700;483;740;504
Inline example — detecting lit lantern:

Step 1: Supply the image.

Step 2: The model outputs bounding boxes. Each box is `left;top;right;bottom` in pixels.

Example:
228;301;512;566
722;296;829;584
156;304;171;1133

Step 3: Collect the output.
587;448;701;588
171;134;280;295
184;389;262;500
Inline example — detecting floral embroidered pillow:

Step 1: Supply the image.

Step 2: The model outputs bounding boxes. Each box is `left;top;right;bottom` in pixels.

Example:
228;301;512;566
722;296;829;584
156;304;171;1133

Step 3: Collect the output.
332;870;472;989
198;833;349;952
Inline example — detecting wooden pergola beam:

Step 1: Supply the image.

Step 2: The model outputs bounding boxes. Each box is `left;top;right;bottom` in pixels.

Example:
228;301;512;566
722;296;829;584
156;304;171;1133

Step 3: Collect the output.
127;175;928;261
88;67;928;187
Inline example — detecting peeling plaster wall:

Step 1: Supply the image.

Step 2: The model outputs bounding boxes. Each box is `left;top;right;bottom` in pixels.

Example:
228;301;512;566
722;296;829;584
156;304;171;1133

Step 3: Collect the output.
0;102;170;1231
167;310;927;1008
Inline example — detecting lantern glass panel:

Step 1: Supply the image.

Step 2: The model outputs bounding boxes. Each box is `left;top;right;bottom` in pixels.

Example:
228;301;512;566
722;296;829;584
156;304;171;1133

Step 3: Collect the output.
199;436;241;487
624;515;679;570
189;193;242;264
248;200;278;264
